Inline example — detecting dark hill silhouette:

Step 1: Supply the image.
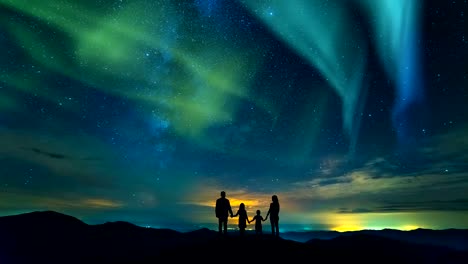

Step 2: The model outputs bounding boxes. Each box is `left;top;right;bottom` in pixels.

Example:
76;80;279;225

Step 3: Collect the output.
0;210;86;228
282;228;468;251
352;228;468;251
306;233;468;263
0;211;467;264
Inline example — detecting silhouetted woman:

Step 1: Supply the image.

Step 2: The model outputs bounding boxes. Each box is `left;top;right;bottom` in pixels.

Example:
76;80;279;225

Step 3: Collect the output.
265;195;280;237
232;203;249;236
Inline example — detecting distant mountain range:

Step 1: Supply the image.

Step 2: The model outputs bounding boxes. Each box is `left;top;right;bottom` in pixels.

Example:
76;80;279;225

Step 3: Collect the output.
281;228;468;251
0;211;467;263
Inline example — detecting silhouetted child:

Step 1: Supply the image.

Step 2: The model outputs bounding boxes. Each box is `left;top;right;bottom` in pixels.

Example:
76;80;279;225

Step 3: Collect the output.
250;209;266;236
232;203;249;236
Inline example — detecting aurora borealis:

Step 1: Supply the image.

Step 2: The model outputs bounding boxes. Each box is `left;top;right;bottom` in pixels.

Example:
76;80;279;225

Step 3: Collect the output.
0;0;467;232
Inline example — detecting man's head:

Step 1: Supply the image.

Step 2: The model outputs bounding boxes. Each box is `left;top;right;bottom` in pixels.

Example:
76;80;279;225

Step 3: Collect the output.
220;191;226;198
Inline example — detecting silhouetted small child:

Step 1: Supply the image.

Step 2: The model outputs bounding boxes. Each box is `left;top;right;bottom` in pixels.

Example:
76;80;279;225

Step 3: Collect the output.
232;203;249;236
250;209;266;235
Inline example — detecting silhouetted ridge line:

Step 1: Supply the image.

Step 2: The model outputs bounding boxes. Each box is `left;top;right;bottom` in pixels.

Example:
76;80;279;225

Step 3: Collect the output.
0;210;87;230
0;211;467;263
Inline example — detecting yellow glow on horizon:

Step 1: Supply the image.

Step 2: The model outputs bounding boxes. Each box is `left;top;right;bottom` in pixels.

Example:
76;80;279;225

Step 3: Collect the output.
189;189;468;229
199;198;263;211
332;224;422;232
400;225;421;231
230;199;261;209
310;211;401;231
312;211;450;231
332;225;363;232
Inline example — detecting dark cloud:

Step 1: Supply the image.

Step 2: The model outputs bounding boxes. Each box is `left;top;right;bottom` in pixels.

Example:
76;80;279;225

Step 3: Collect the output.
339;199;468;213
29;147;67;159
338;208;373;213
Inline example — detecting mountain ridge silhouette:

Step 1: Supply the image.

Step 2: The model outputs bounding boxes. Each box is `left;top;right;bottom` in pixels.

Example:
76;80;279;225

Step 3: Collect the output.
0;210;467;263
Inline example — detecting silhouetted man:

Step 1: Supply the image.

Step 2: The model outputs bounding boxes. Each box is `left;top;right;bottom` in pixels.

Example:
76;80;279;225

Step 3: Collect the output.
215;191;233;235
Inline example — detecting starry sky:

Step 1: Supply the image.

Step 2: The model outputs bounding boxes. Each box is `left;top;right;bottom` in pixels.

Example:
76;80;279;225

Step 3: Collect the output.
0;0;467;232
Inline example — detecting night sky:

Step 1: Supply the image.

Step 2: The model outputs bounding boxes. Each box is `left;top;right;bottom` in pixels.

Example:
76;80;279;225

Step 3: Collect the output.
0;0;467;232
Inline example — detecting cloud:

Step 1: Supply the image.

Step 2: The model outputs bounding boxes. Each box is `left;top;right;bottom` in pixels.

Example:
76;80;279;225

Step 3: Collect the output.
81;198;124;209
25;147;103;161
0;128;127;192
0;190;124;213
29;147;67;159
339;199;468;213
281;127;468;214
338;208;373;213
288;167;468;210
377;199;468;212
172;126;468;224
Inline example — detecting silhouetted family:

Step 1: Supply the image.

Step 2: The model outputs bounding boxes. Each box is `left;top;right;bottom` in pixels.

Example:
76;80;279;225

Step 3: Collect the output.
215;191;280;237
